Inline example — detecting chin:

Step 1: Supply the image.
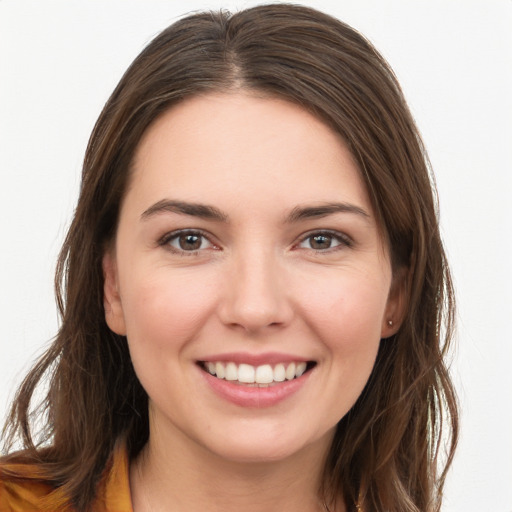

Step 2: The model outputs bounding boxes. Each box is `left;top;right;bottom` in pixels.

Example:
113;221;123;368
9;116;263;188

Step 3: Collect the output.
197;422;334;466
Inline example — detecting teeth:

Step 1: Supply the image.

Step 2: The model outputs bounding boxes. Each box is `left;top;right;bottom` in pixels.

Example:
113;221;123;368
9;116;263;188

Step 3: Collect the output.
238;363;255;383
215;362;225;379
273;363;286;382
225;362;238;381
203;361;311;384
285;362;296;380
255;364;273;384
296;362;307;377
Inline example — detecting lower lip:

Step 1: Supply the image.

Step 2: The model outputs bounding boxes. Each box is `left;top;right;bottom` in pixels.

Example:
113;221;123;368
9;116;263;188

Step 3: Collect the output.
200;367;311;408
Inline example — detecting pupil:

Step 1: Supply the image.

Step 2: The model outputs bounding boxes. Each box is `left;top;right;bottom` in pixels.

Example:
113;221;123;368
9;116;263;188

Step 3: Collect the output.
179;234;201;250
311;235;331;249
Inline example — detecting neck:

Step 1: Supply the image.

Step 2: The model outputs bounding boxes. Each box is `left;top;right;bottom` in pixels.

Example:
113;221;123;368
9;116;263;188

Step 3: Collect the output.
129;423;345;512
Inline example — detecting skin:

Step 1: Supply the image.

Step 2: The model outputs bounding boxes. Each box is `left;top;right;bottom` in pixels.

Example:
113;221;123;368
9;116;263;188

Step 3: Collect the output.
103;93;404;512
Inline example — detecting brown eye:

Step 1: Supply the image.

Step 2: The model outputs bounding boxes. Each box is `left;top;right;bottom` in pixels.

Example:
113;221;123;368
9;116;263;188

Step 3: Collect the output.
164;231;214;253
298;231;349;251
178;233;202;250
309;234;333;250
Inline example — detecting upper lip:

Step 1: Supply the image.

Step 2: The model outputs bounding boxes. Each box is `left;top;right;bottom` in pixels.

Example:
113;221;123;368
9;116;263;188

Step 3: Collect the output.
197;352;313;366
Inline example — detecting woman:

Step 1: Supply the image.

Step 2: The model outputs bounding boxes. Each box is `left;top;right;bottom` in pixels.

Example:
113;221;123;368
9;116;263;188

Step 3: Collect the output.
0;4;458;512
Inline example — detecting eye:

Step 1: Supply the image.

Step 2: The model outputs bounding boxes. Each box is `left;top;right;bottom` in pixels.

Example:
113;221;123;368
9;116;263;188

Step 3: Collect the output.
298;231;351;251
160;230;216;253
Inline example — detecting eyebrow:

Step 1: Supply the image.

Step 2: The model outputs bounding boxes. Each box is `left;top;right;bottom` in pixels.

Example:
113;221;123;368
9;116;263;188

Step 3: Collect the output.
140;199;369;223
285;202;370;223
141;199;228;222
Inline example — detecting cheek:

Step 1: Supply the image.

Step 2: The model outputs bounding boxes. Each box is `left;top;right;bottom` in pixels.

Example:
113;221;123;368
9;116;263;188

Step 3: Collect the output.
288;269;390;428
119;268;222;405
120;268;219;354
297;269;389;357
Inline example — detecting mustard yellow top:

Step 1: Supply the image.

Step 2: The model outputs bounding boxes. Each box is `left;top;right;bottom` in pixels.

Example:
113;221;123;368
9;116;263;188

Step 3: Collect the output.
0;444;133;512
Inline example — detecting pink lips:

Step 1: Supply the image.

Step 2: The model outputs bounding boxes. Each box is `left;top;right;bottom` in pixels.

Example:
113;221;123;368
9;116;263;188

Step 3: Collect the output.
198;352;314;408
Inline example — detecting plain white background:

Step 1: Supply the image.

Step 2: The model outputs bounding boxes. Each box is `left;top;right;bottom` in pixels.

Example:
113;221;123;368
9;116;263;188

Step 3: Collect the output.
1;1;511;510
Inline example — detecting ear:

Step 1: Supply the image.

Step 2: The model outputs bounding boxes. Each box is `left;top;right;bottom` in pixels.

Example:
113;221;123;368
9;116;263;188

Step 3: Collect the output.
102;251;127;336
381;266;408;339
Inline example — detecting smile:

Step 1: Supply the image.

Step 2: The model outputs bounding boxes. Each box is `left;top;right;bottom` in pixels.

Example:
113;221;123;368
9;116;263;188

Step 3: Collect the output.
199;361;316;387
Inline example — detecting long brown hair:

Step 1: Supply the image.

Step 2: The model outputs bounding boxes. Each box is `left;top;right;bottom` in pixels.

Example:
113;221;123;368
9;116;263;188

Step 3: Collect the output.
1;4;458;511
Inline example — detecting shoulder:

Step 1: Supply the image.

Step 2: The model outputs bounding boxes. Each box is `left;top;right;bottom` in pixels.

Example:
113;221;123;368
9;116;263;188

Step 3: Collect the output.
0;463;63;511
0;440;132;512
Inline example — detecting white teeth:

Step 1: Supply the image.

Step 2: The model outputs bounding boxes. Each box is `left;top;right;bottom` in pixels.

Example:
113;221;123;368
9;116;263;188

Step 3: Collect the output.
295;362;307;377
203;361;311;384
273;363;286;382
225;362;238;381
285;362;296;380
255;364;274;384
238;363;255;383
215;362;225;379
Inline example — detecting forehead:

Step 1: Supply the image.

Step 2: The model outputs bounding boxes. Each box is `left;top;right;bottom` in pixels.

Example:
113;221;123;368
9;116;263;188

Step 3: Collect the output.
127;92;371;216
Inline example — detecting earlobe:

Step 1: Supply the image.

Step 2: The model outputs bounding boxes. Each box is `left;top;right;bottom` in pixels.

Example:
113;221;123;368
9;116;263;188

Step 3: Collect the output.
381;267;409;339
102;252;127;336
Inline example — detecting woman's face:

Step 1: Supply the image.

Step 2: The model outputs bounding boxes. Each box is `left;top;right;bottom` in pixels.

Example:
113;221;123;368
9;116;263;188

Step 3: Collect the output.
103;93;402;464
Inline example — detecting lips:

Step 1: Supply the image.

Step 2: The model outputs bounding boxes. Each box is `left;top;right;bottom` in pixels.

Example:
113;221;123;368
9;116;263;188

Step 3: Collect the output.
197;356;316;407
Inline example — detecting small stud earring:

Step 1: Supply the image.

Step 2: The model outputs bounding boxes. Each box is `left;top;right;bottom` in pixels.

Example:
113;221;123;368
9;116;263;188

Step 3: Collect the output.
387;319;393;327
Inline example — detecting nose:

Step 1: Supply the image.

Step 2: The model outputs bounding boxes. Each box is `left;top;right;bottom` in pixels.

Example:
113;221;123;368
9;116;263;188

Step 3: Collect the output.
217;249;294;334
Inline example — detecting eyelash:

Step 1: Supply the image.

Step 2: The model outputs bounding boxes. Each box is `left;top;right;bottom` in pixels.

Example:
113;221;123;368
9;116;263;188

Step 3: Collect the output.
157;229;353;256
